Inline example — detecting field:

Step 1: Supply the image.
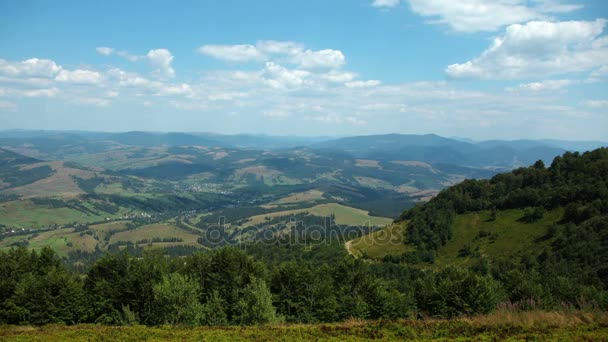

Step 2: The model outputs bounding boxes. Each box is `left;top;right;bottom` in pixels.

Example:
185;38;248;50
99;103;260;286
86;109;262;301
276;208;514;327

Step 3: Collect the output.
1;310;606;341
108;223;200;246
0;200;111;228
241;203;393;227
348;208;563;265
348;222;412;258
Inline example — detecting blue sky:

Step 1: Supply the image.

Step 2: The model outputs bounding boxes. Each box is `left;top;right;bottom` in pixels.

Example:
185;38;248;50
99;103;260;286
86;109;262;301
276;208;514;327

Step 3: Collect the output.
0;0;606;140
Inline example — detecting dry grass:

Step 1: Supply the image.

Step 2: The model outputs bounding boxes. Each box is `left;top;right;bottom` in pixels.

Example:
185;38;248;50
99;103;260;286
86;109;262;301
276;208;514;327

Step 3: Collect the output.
11;161;97;198
355;159;381;168
1;310;606;341
272;190;325;205
108;223;200;245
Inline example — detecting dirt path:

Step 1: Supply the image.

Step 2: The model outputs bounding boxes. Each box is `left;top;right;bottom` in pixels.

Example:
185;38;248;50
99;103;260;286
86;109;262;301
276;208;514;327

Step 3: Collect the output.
344;240;357;258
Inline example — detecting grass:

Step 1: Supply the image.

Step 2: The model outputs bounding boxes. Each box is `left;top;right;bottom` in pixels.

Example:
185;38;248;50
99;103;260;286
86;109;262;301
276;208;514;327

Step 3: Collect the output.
433;208;562;267
1;310;606;341
88;221;130;241
0;201;100;228
6;161;93;198
348;208;563;265
243;203;393;227
354;176;393;190
349;222;413;259
24;228;98;257
108;223;200;246
272;190;325;205
0;199;131;229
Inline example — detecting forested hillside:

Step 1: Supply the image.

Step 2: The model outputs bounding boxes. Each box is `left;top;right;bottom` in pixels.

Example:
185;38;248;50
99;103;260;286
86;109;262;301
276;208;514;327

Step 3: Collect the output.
1;147;607;329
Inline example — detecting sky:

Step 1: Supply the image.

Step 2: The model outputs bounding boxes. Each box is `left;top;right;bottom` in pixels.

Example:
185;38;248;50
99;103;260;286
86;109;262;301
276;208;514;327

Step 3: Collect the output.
0;0;607;140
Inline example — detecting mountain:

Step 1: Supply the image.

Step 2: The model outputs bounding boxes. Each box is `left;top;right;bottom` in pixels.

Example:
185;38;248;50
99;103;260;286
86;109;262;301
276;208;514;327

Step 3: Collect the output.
313;133;603;168
351;148;608;283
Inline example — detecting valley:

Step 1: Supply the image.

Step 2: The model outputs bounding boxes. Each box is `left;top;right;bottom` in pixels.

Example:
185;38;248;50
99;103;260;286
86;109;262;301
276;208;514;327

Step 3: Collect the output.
2;131;599;268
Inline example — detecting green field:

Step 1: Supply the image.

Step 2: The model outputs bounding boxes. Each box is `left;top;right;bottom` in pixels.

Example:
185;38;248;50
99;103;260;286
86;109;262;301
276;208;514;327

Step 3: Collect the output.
348;222;412;258
0;200;128;229
0;227;100;257
433;208;562;267
348;208;563;265
1;310;606;341
243;203;393;227
108;223;200;246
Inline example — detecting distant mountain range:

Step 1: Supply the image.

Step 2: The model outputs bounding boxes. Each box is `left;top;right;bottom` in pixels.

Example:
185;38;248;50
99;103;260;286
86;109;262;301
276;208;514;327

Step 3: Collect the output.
0;130;605;169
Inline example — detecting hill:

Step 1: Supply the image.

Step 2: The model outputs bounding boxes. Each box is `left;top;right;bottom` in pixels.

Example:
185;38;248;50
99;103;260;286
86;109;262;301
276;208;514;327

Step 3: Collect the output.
351;148;608;292
313;133;583;168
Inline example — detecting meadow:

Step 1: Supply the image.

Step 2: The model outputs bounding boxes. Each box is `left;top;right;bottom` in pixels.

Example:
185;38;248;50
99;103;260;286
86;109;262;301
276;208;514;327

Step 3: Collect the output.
1;310;606;341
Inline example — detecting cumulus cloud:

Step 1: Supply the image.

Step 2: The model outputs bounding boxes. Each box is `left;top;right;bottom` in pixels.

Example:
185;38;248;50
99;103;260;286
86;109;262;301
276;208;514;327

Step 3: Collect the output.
0;58;62;78
55;69;103;85
407;0;582;33
198;44;264;62
107;67;191;96
583;99;608;108
507;79;574;92
96;47;114;56
320;70;357;83
446;19;608;79
345;80;381;88
293;49;345;69
263;62;311;89
20;87;60;97
198;41;346;69
96;46;140;61
372;0;400;8
588;65;608;82
147;49;175;79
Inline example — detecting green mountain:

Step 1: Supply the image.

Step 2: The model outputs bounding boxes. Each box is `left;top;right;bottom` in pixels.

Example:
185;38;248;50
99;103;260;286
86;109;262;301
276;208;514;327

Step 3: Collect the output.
351;148;608;293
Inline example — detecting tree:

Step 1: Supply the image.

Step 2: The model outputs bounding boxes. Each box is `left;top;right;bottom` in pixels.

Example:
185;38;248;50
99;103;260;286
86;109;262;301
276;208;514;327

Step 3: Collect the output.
236;277;280;325
200;290;228;326
6;267;87;325
183;247;266;323
152;273;203;326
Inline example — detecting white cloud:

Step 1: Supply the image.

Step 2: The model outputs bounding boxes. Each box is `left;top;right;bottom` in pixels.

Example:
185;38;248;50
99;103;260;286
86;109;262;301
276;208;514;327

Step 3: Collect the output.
345;80;381;88
156;83;192;96
0;58;62;78
294;49;345;69
198;41;346;69
55;69;103;85
407;0;582;33
583;99;608;108
198;44;264;62
507;79;574;92
96;46;141;61
20;87;60;97
372;0;400;8
96;47;114;56
106;90;119;97
147;49;175;79
257;40;303;55
588;65;608;82
447;19;608;79
320;70;357;83
263;62;311;89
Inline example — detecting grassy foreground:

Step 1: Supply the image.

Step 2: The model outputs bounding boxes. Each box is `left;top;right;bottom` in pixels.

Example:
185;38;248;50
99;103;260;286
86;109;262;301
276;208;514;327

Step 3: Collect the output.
1;311;607;341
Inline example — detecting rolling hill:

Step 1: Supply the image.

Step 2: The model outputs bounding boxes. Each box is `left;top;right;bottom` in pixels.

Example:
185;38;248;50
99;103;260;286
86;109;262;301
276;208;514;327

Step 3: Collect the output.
349;148;608;289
